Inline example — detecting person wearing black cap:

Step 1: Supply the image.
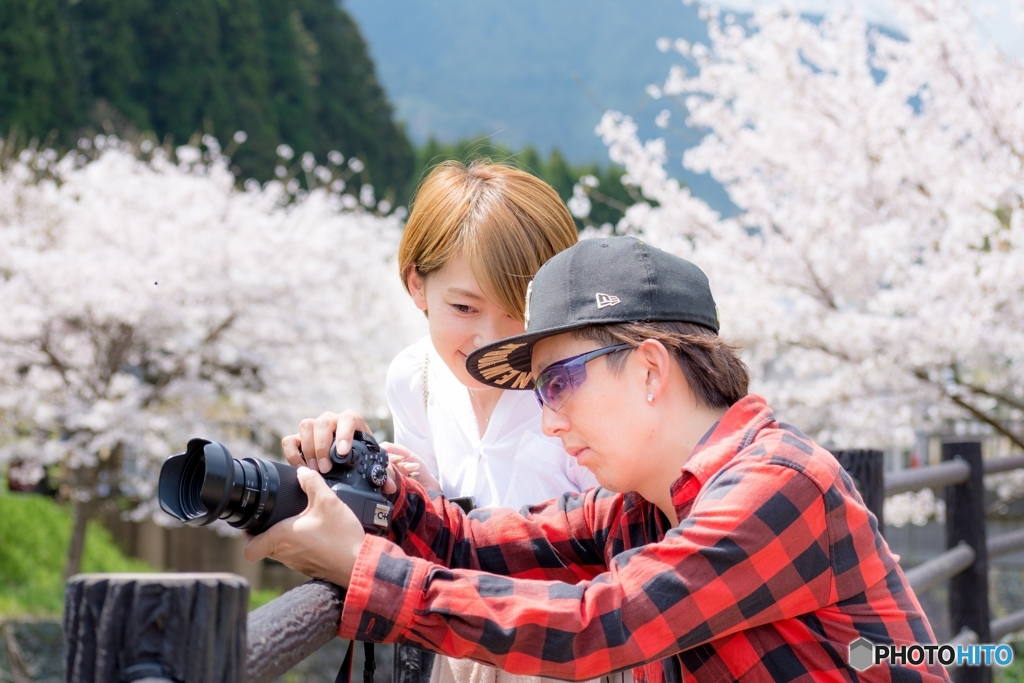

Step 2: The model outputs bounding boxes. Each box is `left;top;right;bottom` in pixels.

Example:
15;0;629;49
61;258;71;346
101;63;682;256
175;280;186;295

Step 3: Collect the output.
246;237;948;682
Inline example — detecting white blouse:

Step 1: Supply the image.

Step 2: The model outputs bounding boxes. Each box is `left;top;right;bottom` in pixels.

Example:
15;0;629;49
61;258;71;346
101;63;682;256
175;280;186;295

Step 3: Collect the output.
386;336;598;509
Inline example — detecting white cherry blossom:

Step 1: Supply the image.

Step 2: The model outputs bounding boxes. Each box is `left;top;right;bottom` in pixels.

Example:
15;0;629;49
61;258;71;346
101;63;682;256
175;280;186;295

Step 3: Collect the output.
0;141;424;533
598;0;1024;482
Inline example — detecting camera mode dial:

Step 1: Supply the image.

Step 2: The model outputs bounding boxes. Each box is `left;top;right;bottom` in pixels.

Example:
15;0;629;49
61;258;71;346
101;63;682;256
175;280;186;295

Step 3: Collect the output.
367;463;388;488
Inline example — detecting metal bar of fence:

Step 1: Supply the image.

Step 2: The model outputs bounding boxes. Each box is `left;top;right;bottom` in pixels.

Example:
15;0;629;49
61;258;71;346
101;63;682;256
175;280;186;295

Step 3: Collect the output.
990;608;1024;642
987;528;1024;559
949;628;980;647
247;580;345;683
903;542;976;594
881;452;1024;498
983;453;1024;476
883;460;971;497
881;451;1024;498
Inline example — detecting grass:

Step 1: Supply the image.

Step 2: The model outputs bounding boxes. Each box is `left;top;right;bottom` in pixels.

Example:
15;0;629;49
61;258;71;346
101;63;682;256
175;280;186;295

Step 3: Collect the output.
0;490;281;615
0;491;154;616
249;587;282;610
995;644;1024;682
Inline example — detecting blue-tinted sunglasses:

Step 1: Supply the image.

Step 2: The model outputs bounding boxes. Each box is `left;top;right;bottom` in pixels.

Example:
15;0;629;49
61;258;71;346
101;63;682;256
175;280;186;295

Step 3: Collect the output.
533;344;631;411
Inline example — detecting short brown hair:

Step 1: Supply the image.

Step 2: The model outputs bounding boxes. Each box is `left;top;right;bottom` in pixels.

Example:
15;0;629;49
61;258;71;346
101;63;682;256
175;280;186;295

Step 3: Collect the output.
572;321;749;409
398;160;578;321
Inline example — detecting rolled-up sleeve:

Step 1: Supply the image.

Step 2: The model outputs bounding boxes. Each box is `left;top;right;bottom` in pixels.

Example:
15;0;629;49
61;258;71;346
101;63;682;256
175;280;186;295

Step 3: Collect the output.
339;535;430;642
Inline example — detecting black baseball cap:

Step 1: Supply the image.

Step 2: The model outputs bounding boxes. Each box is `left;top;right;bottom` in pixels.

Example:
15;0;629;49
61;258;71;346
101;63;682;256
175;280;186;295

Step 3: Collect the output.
466;236;719;389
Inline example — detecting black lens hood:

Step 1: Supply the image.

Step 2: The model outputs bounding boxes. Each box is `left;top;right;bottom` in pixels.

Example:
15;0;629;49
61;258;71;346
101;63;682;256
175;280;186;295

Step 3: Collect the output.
158;438;234;526
158;442;198;521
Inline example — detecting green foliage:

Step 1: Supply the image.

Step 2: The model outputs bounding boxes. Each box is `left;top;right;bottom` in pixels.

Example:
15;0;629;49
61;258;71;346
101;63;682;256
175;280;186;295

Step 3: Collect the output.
0;0;78;142
0;491;282;615
249;587;283;610
0;0;413;195
0;492;152;616
294;0;414;201
409;137;637;231
996;644;1024;683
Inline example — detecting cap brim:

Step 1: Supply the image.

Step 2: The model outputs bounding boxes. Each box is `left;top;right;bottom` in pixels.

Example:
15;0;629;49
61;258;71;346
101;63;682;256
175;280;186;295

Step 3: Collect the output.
466;321;596;390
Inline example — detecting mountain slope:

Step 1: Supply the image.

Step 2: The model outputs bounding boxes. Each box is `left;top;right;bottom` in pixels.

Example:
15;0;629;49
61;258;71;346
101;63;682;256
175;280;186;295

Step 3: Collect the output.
344;0;707;163
0;0;413;192
343;0;740;211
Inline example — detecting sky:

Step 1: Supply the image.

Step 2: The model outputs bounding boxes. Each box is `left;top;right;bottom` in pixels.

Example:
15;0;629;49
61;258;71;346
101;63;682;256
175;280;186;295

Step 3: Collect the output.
716;0;1024;56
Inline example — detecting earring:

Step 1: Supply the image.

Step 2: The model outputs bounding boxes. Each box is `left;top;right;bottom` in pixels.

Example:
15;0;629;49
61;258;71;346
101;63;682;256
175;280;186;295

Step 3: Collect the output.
646;393;654;403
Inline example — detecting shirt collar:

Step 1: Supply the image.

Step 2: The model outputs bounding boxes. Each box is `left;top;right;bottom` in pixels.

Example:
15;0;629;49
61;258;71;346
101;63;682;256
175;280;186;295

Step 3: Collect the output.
669;395;778;510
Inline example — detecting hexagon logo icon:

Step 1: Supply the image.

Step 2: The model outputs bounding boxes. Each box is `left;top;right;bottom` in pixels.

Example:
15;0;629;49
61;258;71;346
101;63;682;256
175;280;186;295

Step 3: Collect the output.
849;637;875;671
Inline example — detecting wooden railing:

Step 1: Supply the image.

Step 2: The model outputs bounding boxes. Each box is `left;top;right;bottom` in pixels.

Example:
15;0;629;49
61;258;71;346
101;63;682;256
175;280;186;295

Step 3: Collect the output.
63;574;344;683
62;439;1024;683
246;581;344;683
837;441;1024;683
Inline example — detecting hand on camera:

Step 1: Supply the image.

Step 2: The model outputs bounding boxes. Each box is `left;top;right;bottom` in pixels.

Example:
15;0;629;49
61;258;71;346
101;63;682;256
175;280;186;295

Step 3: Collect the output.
283;410;370;474
382;442;442;492
243;466;365;587
283;410;398;494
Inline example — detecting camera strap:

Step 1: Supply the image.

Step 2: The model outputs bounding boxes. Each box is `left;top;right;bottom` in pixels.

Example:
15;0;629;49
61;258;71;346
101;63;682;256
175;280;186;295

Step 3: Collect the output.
334;641;376;683
364;642;376;683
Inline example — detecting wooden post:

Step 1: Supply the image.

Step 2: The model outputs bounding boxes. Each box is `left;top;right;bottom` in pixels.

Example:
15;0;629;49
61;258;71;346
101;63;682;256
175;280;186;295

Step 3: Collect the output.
64;573;248;683
943;440;990;683
832;449;885;536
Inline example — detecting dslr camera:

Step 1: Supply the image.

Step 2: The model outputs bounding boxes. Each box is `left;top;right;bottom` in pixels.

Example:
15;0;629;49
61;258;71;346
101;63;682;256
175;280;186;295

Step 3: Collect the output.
158;430;393;536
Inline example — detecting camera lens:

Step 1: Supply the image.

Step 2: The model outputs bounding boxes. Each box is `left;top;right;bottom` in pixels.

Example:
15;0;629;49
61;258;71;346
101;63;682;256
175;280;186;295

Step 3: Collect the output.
158;439;308;535
179;449;208;520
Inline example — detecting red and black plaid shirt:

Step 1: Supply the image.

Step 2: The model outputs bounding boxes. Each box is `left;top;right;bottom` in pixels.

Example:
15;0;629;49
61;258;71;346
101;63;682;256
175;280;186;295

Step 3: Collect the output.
339;395;949;682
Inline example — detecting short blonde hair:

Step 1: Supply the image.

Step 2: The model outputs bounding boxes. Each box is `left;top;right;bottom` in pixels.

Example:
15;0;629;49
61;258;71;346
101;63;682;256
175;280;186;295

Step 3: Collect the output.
398;160;578;322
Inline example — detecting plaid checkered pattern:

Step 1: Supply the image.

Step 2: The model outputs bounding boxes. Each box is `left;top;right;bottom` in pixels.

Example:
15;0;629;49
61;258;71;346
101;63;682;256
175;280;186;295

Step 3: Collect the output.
340;395;949;682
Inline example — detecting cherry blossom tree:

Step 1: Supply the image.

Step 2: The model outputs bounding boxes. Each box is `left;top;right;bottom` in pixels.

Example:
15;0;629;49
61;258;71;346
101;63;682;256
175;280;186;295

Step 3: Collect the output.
592;0;1024;473
0;137;424;576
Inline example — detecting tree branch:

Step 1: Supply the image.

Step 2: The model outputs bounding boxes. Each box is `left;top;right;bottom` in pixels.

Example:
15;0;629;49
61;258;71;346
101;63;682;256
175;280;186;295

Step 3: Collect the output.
769;221;841;312
939;45;1024;165
587;188;630;213
0;622;33;683
945;393;1024;451
205;313;237;345
913;369;1024;451
93;321;134;394
38;325;70;385
949;368;1024;414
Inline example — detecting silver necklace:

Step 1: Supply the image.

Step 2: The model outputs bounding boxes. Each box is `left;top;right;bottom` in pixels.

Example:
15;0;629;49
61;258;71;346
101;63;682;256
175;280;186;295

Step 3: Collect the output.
468;389;492;432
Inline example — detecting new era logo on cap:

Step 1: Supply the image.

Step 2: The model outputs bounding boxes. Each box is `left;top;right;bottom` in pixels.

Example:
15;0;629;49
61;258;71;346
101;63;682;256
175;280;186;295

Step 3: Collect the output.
596;293;620;309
